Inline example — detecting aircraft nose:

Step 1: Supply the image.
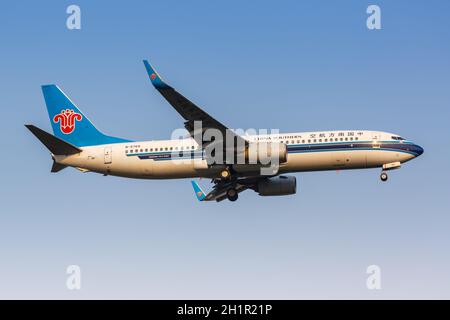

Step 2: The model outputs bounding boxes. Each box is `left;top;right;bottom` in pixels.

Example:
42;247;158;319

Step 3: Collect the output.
414;144;424;157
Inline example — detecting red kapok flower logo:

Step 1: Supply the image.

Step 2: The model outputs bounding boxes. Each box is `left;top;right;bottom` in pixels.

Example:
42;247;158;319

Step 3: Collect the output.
53;109;83;134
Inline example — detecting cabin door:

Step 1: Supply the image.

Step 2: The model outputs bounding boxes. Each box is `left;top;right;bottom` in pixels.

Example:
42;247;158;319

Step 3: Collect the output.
371;132;381;149
104;147;112;164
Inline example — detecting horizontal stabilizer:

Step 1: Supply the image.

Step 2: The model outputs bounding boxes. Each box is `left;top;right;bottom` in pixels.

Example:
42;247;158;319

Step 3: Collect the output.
25;124;82;155
51;161;67;173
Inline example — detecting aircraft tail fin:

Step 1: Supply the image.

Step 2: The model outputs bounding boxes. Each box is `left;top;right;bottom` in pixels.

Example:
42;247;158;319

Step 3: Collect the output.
41;84;130;147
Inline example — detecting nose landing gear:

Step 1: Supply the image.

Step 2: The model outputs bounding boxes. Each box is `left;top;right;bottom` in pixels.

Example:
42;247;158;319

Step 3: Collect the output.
380;162;401;182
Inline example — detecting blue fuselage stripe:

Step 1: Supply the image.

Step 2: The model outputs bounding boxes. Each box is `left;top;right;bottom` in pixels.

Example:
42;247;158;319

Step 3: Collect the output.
125;141;422;160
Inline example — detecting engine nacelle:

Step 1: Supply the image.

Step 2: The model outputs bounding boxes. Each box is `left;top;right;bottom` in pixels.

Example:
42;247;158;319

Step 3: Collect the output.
257;176;297;196
243;142;288;165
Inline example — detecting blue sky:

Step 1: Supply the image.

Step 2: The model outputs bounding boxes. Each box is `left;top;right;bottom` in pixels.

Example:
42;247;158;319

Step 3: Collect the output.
0;0;449;298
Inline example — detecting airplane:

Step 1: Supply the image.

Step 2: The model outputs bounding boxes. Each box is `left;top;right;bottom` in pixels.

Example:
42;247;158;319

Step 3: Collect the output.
25;60;424;202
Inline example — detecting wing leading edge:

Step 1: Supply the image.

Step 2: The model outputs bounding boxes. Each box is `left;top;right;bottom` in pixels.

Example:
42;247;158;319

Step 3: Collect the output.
143;60;247;148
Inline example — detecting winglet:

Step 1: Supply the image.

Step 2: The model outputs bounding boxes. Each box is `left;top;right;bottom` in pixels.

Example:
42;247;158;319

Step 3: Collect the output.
143;60;170;89
191;180;206;201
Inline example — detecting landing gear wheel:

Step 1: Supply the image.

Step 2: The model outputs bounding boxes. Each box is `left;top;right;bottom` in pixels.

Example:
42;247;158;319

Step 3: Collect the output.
380;171;388;182
227;188;238;202
220;168;231;180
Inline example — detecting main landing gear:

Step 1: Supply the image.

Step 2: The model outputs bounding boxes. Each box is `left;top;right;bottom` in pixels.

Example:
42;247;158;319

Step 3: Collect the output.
219;167;237;201
380;171;388;182
220;168;231;180
226;188;238;202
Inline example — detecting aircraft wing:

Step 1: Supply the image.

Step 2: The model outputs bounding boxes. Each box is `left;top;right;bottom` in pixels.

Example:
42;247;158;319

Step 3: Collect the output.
191;180;250;202
143;60;248;148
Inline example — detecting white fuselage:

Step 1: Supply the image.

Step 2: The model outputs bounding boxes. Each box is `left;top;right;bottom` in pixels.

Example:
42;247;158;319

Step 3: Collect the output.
54;130;422;179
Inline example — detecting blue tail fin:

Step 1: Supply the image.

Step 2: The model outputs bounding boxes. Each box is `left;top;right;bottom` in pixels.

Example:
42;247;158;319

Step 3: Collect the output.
42;85;130;147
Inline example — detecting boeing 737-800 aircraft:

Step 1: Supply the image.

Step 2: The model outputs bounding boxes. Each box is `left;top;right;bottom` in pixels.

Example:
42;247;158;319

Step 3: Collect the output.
26;60;423;202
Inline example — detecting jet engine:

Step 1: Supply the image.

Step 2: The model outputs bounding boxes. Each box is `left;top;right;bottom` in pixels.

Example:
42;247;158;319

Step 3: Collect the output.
257;176;297;196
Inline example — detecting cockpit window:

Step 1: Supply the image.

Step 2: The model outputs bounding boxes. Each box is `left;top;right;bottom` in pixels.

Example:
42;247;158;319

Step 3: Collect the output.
391;136;405;141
